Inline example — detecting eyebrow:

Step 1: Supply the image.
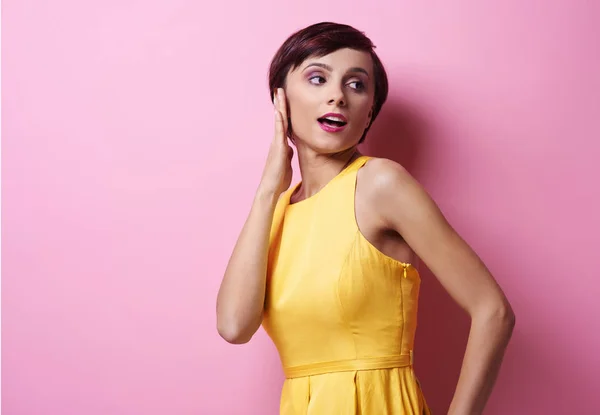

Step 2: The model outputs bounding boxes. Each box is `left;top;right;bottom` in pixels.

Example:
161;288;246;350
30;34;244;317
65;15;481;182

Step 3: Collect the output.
302;62;370;78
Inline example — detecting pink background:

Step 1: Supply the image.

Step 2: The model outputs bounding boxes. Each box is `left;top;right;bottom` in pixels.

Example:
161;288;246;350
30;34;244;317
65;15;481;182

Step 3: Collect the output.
3;1;599;414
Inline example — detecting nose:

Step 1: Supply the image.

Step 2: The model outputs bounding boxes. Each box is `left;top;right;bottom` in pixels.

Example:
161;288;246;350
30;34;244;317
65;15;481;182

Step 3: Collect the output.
327;85;346;107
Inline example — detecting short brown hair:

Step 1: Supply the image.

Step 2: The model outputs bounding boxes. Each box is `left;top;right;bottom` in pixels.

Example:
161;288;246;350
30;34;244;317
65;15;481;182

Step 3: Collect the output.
268;22;389;143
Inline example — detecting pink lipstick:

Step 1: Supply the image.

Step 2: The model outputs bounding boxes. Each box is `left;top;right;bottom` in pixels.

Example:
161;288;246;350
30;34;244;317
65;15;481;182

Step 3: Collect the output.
317;112;348;133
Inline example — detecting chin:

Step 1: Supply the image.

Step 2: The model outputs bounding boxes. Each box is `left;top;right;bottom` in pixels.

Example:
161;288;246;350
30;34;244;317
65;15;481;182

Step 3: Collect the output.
317;133;360;153
291;127;357;154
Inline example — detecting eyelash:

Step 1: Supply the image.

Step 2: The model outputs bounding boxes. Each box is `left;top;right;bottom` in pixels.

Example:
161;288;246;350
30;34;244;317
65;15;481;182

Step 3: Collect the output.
308;75;366;92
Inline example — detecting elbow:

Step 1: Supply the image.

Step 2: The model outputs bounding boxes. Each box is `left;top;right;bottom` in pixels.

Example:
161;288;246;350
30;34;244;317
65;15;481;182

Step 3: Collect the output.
218;326;252;344
476;301;516;333
498;309;516;337
506;307;516;329
500;302;516;330
216;314;261;345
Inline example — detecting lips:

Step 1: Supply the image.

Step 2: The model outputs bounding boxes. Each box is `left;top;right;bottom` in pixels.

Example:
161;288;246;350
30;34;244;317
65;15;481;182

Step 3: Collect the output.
317;112;348;133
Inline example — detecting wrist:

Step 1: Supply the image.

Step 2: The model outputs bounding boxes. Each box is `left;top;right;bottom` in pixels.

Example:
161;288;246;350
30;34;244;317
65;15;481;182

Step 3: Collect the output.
254;186;280;205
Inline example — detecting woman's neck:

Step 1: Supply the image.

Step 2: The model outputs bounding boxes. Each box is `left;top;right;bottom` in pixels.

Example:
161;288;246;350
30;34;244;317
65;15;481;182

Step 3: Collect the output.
293;147;361;202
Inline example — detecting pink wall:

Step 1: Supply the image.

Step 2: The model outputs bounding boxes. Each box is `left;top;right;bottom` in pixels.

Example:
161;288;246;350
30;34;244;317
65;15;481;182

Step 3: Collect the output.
3;1;599;413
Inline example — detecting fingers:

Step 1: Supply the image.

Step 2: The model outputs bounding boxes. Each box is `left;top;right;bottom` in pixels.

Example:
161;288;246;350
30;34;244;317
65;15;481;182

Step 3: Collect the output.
276;89;289;135
274;96;284;138
273;88;289;139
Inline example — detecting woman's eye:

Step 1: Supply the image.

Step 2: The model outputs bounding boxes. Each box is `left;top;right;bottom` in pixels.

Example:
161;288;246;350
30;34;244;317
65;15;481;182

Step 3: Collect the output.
309;75;326;85
348;81;365;91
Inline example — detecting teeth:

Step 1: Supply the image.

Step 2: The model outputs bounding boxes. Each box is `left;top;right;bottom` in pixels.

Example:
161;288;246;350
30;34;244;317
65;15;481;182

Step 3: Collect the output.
324;116;345;122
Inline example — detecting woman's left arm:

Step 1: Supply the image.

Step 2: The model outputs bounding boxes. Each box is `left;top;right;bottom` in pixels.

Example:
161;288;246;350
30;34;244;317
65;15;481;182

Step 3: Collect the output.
367;159;516;415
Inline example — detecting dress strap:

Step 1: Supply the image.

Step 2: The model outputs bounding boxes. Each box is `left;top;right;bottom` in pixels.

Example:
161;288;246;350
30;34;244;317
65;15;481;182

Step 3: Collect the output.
344;155;371;175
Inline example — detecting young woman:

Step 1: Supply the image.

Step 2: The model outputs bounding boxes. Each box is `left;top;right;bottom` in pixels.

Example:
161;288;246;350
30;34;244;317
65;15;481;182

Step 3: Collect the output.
217;22;515;415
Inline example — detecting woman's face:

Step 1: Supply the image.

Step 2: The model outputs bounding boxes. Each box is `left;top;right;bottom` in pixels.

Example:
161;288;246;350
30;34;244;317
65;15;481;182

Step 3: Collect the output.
284;48;376;154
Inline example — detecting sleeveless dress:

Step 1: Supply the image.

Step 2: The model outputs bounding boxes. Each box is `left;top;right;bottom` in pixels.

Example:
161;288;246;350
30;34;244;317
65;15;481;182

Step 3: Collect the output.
263;156;431;414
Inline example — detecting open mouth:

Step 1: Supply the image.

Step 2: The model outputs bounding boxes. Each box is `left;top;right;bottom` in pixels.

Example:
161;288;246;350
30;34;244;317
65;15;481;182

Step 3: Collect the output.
317;117;348;128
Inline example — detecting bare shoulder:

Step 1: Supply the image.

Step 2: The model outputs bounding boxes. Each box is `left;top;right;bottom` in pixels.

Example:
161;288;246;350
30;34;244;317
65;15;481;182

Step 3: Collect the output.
360;157;412;187
360;156;512;318
358;157;429;218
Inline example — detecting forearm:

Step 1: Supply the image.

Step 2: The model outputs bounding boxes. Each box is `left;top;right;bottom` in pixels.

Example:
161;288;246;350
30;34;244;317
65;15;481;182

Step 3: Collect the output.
448;307;516;415
216;189;279;344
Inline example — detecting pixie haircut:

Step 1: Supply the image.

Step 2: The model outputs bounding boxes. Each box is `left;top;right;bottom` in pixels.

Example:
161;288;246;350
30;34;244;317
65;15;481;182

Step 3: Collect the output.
268;22;389;144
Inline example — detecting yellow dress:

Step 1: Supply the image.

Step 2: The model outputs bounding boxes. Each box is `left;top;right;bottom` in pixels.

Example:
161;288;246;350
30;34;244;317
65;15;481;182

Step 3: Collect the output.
263;156;431;414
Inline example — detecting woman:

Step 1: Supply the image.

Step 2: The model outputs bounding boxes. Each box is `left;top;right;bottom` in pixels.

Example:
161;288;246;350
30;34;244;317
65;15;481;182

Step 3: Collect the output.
217;22;515;414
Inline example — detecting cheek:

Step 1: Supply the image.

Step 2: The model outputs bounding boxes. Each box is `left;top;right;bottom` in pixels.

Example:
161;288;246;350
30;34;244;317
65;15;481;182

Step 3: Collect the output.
356;102;371;115
351;101;373;124
288;98;315;125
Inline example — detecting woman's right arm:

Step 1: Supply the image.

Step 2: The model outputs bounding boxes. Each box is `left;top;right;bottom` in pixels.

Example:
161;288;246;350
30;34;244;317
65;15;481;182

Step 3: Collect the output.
216;88;292;344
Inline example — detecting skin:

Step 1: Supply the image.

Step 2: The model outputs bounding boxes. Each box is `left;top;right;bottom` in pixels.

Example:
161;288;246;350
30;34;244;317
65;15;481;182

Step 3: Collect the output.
216;47;515;415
